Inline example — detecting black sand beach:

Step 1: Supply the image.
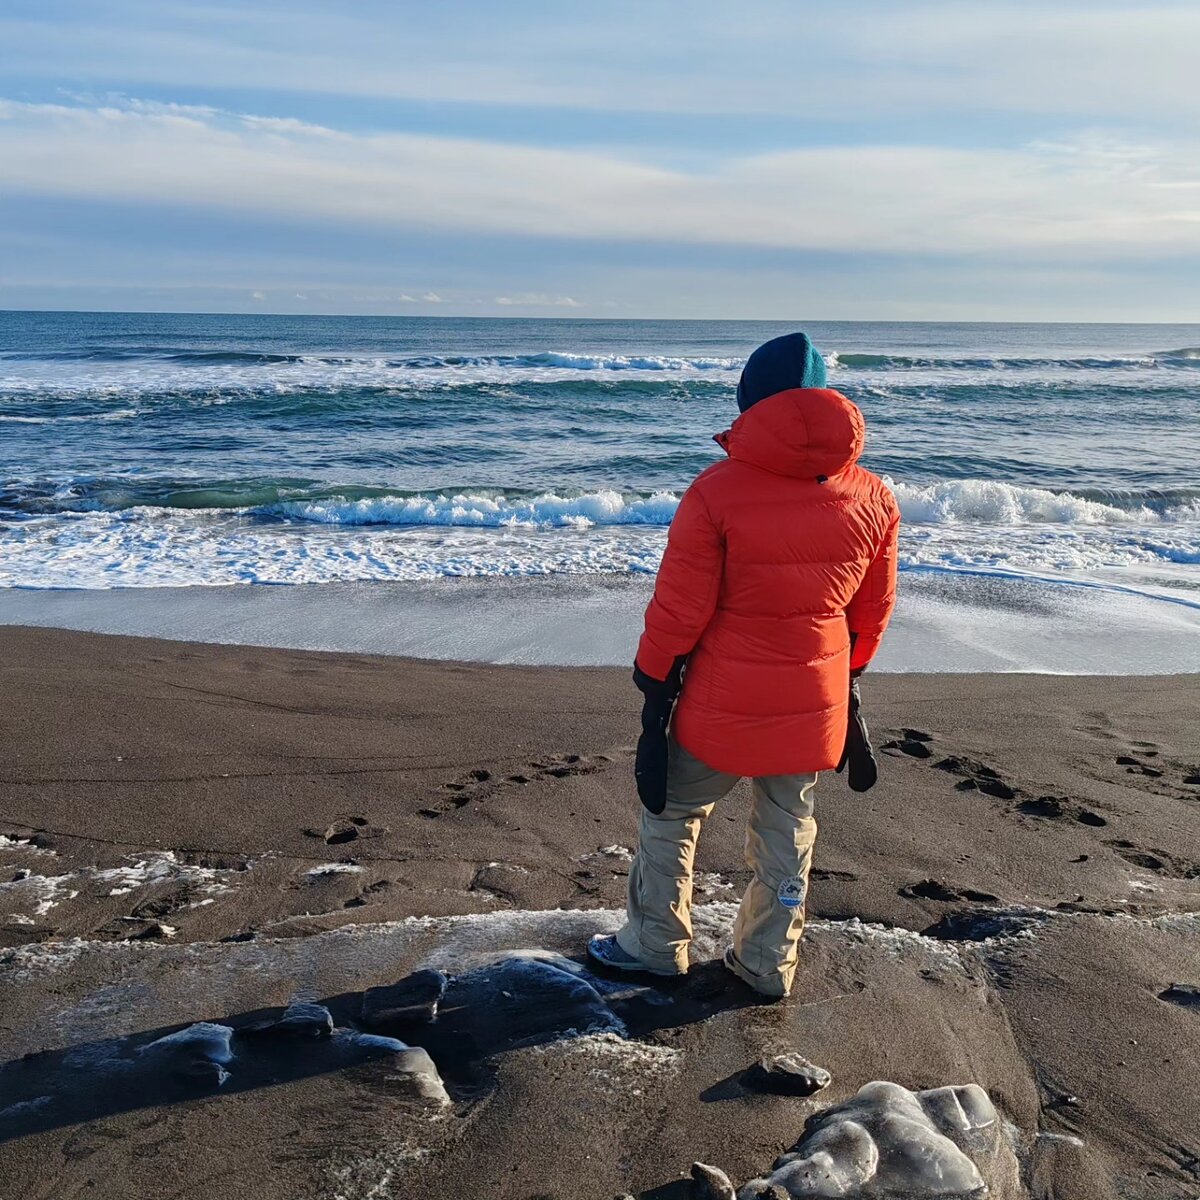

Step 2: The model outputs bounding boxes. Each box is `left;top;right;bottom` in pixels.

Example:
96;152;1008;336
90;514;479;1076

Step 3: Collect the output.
2;627;1198;1199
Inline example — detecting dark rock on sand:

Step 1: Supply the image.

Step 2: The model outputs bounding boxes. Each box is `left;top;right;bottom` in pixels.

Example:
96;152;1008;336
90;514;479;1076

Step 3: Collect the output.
691;1161;736;1200
745;1053;831;1098
361;968;448;1028
244;1001;334;1039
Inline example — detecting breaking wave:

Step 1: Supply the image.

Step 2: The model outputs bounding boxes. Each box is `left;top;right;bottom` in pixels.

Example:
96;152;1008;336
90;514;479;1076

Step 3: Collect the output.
0;348;741;372
828;351;1200;371
262;490;679;529
6;476;1198;529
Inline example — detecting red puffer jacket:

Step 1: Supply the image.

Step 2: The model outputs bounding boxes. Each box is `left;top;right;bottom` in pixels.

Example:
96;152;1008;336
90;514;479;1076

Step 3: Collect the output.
635;387;900;777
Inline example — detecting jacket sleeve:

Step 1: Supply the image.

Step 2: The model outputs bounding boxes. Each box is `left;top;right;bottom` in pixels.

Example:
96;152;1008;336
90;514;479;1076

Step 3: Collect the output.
846;503;900;671
635;484;724;681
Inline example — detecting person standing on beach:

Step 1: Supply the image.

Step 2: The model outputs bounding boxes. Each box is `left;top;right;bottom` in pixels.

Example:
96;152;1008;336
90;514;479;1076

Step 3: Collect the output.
588;332;900;999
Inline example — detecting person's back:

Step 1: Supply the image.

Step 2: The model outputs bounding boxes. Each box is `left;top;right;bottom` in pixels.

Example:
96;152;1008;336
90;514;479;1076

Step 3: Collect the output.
642;383;898;778
589;331;900;998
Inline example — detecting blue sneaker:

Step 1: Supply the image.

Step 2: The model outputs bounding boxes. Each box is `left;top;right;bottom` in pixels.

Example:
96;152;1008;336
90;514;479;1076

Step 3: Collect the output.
587;934;680;977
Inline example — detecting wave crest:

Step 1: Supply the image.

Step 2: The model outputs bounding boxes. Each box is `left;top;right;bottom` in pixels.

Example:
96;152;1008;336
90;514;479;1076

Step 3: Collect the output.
827;352;1185;371
261;490;681;529
888;479;1198;525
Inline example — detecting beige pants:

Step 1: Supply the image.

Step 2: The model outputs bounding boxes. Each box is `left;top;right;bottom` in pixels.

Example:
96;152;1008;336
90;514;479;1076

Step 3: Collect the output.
616;738;818;997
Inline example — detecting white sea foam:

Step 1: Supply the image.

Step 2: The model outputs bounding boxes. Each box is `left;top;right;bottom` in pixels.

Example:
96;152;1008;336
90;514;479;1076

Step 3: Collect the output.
261;482;1200;532
1;480;1197;593
7;343;1197;403
265;489;681;529
0;350;743;399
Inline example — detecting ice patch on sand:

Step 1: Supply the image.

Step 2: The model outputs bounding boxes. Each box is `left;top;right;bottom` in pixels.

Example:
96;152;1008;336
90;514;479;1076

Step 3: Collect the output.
0;937;92;981
306;862;365;879
139;1021;235;1085
0;872;79;919
326;1145;436;1200
741;1081;1000;1199
694;871;735;896
811;917;967;970
534;1029;681;1094
0;834;56;855
0;851;244;927
95;850;234;897
598;844;633;860
418;908;622;974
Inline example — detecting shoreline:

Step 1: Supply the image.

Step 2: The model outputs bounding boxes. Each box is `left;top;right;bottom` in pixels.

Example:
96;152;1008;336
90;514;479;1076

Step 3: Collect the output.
2;566;1199;672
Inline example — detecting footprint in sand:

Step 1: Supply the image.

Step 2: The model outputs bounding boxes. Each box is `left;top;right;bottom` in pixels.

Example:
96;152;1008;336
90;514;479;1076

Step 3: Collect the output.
1117;755;1164;778
1116;750;1200;793
1015;796;1107;827
881;729;935;759
900;879;1000;904
1106;839;1200;880
421;751;618;817
876;733;1025;801
932;755;1018;800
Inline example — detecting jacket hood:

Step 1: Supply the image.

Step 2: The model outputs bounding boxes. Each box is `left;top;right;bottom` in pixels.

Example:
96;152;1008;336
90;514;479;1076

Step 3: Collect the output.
716;387;865;480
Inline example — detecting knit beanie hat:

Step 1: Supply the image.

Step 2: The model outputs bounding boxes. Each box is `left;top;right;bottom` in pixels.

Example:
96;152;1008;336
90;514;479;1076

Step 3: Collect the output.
736;331;827;412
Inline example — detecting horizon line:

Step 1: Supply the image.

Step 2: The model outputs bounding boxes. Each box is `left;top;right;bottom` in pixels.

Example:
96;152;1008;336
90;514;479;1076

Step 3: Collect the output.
2;307;1198;327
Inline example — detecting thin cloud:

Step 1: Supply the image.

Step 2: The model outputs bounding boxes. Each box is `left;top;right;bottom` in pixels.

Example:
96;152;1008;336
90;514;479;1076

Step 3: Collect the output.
3;4;1199;123
495;294;583;308
1;98;1197;260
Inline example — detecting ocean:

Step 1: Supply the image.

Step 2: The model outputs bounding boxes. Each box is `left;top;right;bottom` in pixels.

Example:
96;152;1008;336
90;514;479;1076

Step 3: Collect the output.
2;311;1198;669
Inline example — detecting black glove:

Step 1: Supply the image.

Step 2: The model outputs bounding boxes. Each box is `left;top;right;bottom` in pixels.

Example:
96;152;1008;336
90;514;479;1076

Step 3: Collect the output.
835;678;878;792
632;657;686;815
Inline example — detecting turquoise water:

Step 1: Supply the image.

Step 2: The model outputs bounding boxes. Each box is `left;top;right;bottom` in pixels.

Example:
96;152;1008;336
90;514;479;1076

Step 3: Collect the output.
1;312;1198;600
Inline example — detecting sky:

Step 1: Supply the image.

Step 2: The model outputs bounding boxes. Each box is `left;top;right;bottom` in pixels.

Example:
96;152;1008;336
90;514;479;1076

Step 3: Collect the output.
1;1;1199;320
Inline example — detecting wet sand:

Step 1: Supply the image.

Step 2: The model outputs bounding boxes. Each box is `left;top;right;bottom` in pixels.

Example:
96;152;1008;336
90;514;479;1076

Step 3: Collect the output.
1;627;1198;1199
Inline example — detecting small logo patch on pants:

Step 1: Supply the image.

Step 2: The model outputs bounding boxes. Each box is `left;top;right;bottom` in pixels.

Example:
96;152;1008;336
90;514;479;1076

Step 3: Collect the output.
777;876;807;909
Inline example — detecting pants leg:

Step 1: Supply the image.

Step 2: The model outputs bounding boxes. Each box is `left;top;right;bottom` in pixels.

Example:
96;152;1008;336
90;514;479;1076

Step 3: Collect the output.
616;739;738;973
729;771;818;997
